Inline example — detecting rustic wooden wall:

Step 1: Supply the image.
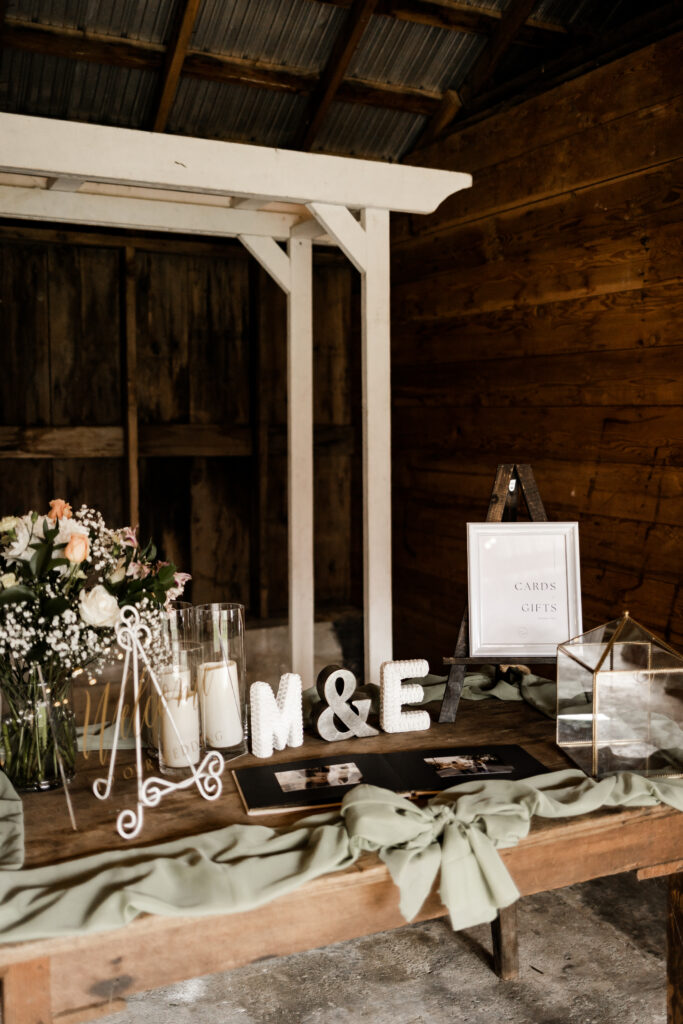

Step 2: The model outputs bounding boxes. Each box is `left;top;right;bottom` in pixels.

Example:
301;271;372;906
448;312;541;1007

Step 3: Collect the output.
0;227;360;618
392;32;683;667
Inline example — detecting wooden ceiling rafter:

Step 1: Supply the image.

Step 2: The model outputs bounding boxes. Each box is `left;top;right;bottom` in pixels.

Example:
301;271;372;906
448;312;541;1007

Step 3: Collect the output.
0;17;440;118
413;0;540;150
152;0;202;132
298;0;379;150
312;0;576;47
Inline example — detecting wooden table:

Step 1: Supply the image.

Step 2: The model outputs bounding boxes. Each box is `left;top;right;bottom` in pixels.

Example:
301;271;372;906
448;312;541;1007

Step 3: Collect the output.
1;701;682;1024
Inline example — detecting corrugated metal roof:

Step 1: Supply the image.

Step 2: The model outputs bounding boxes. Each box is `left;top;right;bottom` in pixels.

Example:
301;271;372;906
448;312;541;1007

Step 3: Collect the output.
348;16;486;93
168;79;308;146
531;0;604;27
6;0;176;44
446;0;508;12
312;102;425;161
190;0;344;72
0;48;157;126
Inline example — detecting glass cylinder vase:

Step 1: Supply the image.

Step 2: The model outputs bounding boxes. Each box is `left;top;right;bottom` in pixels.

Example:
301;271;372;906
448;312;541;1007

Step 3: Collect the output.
0;664;77;792
194;603;247;758
154;640;204;777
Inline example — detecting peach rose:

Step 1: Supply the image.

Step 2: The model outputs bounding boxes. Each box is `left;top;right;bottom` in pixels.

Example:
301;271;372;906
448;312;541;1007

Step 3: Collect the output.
48;499;72;521
64;533;89;564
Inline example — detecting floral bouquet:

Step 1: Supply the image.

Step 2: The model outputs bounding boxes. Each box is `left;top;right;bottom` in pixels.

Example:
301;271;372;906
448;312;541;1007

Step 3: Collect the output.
0;499;190;791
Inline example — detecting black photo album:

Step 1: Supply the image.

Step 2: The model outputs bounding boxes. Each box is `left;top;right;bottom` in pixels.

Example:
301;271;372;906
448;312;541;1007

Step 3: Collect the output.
232;744;548;815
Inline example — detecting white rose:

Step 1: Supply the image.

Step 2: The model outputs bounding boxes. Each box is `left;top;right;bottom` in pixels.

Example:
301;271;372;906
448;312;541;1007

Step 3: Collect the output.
4;514;44;563
79;585;120;628
108;557;127;584
0;516;18;533
0;572;17;588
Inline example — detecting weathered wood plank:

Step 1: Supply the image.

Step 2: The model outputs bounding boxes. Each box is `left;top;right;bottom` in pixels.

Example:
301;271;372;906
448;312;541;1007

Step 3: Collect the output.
0;243;50;426
188;253;250;426
135;252;189;424
406;31;683;177
189;456;251;606
47;246;121;426
394;218;683;320
392;157;683;279
391;405;683;468
1;956;52;1024
393;344;683;408
398;92;683;241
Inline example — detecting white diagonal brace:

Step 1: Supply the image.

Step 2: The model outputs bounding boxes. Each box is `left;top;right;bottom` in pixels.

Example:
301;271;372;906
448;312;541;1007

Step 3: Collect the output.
239;235;291;294
306;202;367;272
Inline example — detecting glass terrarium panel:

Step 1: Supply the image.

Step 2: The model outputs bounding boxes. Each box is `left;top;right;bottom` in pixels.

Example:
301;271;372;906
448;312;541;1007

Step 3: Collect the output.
556;647;594;749
594;668;683;777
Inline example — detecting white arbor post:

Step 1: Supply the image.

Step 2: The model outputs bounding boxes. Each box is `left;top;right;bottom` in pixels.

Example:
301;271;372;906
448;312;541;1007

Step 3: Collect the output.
306;203;393;685
360;208;392;687
287;238;315;686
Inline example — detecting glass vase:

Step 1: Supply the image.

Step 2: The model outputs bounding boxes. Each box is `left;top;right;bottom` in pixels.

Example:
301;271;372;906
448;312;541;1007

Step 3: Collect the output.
0;665;77;792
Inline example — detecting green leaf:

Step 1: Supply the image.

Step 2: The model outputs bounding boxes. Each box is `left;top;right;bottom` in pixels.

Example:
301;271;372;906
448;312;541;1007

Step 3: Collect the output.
156;565;175;584
42;595;70;617
0;585;38;605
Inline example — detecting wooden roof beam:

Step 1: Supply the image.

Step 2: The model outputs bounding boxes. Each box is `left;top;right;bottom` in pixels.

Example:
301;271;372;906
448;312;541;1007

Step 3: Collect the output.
309;0;578;47
0;18;440;118
412;0;539;150
298;0;379;150
152;0;202;133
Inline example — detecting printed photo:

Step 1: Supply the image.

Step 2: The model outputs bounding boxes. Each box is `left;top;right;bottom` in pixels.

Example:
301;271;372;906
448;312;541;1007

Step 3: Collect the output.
423;753;514;779
275;762;363;793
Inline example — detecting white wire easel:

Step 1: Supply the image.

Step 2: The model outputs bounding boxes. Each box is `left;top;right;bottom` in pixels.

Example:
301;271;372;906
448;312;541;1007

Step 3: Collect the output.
93;606;224;839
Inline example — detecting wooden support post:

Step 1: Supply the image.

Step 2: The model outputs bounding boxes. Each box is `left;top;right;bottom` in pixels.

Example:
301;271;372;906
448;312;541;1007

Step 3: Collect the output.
123;246;139;528
2;957;53;1023
287;237;315;687
668;872;683;1024
361;207;393;685
491;903;520;981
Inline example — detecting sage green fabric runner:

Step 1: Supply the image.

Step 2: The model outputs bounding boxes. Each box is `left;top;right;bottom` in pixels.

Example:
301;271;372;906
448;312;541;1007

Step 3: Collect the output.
2;767;683;944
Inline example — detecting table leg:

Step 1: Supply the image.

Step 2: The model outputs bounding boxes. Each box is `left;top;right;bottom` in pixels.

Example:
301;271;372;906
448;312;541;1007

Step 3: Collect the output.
669;872;683;1024
491;903;519;981
1;957;52;1024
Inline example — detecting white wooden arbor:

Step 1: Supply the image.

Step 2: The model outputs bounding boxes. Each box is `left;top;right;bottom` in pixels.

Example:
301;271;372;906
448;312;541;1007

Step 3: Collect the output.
0;113;471;686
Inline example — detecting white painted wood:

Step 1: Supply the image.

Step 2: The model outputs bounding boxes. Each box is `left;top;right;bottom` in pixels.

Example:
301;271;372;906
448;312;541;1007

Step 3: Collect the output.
239;235;292;294
287;238;315;688
233;198;265;210
0;113;472;214
290;218;330;241
361;207;393;685
306;203;367;272
46;176;84;192
0;186;299;240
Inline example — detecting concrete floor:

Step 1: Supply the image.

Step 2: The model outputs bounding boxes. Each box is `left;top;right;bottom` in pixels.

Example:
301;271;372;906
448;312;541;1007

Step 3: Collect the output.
101;871;668;1024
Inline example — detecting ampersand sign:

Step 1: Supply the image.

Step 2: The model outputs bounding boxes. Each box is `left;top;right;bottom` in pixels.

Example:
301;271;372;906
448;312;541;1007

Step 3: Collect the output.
312;665;379;742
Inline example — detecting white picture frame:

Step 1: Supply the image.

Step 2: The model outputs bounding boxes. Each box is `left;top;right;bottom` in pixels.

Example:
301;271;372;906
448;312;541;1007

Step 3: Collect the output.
467;522;582;659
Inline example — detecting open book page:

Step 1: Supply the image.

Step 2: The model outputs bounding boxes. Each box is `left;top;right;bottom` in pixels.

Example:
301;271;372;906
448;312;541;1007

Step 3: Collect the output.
233;744;548;815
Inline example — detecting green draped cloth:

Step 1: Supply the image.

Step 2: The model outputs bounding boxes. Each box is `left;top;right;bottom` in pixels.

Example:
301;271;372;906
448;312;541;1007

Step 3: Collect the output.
2;767;683;945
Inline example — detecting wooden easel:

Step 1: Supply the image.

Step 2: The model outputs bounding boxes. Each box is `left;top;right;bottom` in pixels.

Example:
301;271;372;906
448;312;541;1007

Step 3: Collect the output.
439;463;549;724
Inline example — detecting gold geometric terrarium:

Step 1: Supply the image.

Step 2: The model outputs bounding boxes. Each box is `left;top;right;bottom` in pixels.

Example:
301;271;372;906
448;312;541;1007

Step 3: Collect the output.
557;612;683;778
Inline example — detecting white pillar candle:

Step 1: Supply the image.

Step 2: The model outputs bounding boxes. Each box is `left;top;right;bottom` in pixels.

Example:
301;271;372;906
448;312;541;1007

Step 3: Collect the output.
199;660;243;749
160;692;201;769
159;667;191;698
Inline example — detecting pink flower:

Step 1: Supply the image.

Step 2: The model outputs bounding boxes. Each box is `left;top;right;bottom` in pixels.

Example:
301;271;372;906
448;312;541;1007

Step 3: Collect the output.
121;526;139;548
165;572;192;604
48;499;72;522
127;561;151;580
